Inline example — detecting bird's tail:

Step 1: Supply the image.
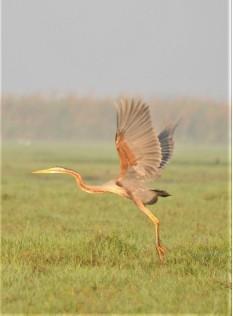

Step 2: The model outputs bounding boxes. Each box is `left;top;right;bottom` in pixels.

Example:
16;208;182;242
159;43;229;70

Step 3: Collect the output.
152;189;171;197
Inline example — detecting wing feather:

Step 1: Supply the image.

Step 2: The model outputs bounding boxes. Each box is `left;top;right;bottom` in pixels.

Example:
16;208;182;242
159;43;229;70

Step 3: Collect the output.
158;121;179;168
115;98;162;180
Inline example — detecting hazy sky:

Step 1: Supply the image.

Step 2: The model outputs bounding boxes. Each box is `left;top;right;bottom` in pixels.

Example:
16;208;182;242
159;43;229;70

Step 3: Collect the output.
3;0;229;101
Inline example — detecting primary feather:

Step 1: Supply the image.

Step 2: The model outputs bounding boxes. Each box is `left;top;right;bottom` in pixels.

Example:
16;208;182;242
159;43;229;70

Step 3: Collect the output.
158;122;179;168
115;98;162;181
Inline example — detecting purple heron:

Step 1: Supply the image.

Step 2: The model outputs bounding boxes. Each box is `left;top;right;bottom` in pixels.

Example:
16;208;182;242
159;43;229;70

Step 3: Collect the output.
33;98;178;262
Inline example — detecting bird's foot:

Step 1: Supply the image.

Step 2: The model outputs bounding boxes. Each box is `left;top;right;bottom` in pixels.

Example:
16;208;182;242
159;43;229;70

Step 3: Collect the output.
156;244;166;263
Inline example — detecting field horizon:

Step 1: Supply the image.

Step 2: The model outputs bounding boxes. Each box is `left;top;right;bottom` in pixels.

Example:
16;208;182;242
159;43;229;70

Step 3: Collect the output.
2;95;229;145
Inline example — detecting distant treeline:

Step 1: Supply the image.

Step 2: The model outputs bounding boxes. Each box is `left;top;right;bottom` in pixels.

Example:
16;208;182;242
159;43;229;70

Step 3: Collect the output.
2;94;229;144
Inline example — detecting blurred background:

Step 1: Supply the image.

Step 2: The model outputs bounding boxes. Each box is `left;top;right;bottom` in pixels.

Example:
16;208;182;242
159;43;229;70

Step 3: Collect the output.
2;0;229;145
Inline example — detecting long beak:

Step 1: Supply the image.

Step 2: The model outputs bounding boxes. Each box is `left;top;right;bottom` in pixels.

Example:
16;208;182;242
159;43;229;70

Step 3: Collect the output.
32;167;65;174
32;168;53;174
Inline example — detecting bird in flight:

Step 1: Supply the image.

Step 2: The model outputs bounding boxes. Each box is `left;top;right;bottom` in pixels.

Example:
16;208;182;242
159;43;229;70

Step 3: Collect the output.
33;98;178;262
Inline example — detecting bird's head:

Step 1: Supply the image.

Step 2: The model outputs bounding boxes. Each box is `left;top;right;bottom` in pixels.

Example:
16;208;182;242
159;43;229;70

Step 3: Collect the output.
32;167;68;174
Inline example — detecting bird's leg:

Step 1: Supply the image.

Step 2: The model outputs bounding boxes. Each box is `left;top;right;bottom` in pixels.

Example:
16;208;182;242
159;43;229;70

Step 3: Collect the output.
154;220;166;261
133;198;166;262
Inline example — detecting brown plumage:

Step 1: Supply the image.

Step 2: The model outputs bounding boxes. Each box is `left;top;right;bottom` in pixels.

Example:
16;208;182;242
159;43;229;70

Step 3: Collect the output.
33;98;178;262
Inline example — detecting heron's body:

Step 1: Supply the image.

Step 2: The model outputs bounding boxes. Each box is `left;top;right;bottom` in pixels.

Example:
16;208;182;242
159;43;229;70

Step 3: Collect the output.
33;98;178;262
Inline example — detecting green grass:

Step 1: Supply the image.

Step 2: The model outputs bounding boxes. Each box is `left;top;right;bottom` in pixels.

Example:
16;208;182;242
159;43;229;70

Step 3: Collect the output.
2;143;231;314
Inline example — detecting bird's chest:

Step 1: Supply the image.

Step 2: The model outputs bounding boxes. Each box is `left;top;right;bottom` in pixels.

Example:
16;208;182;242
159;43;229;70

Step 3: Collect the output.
116;186;129;198
107;184;129;198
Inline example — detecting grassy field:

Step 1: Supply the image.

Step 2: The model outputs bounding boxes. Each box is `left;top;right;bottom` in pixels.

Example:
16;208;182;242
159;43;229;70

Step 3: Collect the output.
2;143;231;314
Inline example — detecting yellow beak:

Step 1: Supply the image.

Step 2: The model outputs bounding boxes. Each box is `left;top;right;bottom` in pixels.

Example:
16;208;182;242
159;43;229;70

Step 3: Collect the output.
32;168;52;174
32;167;65;174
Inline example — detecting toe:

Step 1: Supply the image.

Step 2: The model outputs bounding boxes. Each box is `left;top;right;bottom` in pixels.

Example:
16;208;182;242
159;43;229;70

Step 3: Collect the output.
156;246;165;262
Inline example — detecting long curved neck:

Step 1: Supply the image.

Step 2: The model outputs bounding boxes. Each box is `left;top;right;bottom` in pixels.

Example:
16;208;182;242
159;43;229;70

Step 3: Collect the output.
64;168;105;193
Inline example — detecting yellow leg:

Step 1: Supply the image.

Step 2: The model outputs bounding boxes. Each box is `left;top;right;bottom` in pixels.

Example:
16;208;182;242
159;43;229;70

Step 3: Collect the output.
133;197;166;262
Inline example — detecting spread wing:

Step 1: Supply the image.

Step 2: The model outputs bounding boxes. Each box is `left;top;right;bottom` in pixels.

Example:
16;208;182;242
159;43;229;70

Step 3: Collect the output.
158;121;179;169
115;98;162;182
